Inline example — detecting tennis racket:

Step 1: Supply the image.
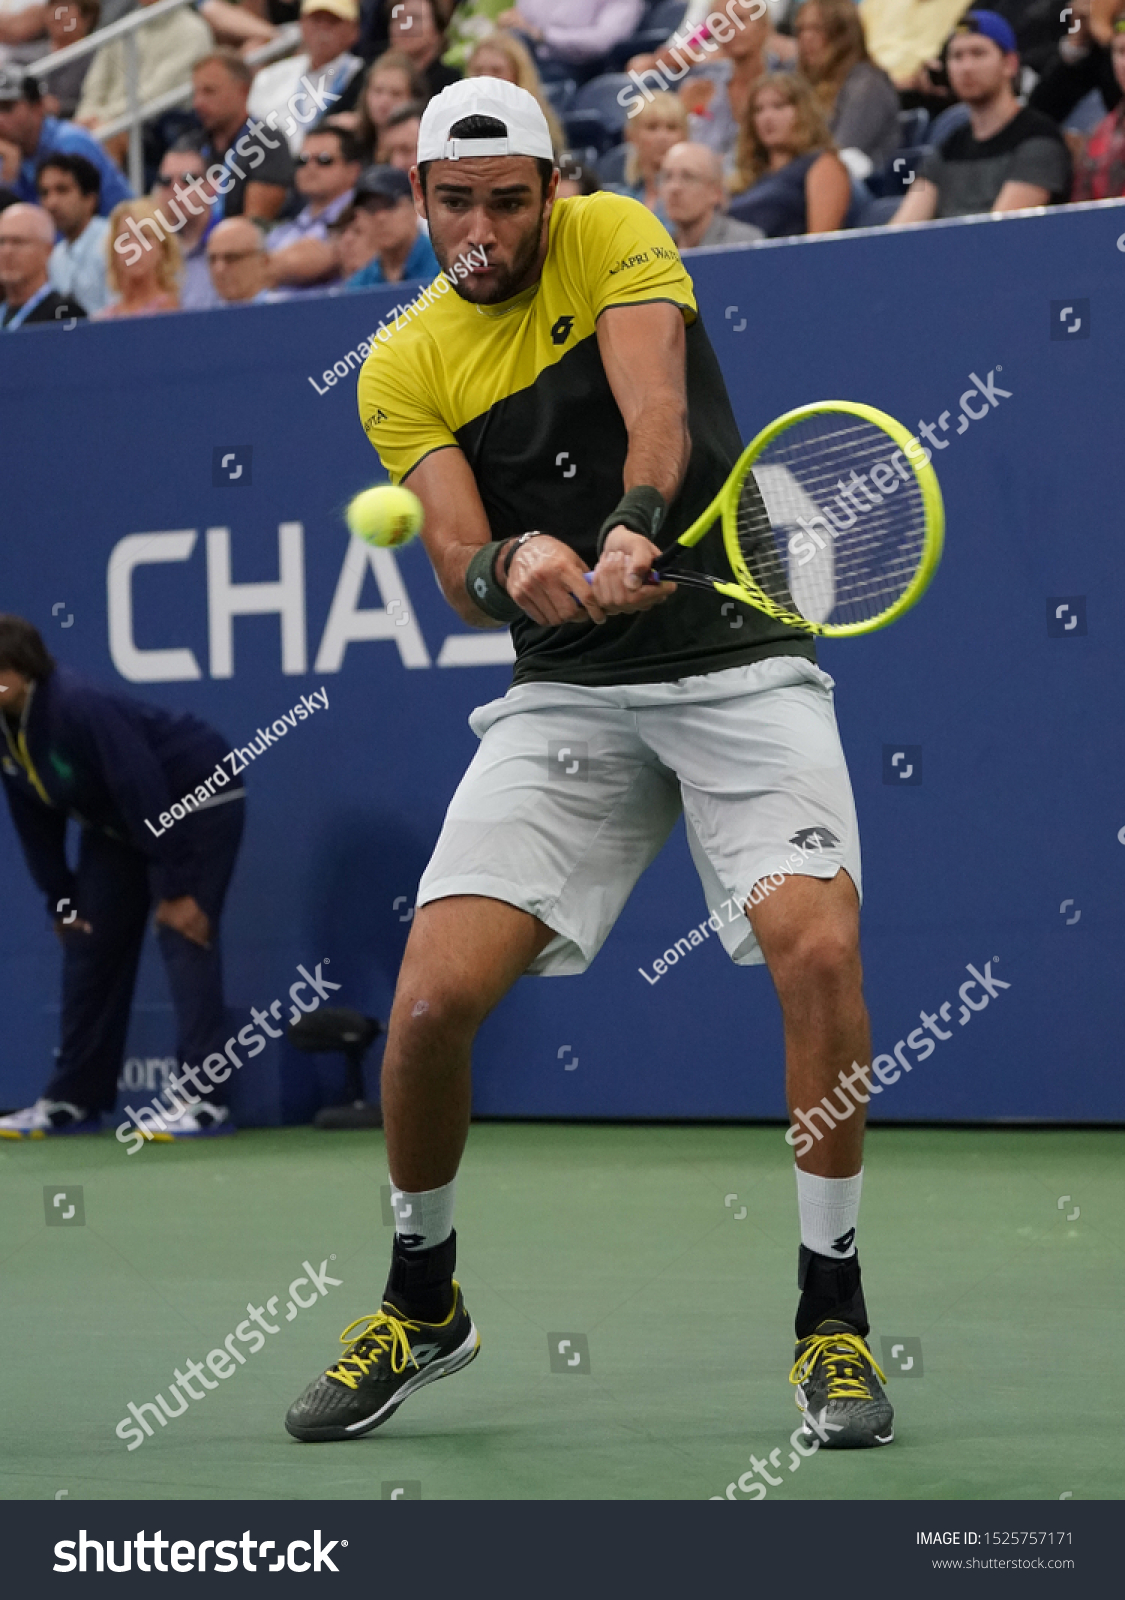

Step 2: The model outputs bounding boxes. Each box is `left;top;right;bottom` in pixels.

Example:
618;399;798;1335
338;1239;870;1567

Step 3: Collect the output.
609;401;944;637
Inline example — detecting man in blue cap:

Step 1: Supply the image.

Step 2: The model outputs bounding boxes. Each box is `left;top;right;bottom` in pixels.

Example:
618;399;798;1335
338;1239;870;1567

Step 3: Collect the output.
892;10;1072;221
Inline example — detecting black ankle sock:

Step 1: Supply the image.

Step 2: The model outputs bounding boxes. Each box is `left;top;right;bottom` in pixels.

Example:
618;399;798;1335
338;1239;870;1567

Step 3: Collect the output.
795;1244;869;1340
384;1230;456;1324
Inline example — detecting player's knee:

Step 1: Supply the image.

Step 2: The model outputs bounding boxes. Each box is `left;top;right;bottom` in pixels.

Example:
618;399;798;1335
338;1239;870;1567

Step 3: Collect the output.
395;983;486;1040
774;923;858;997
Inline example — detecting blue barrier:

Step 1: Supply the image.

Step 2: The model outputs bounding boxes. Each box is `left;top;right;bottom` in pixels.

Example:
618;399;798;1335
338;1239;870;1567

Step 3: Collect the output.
3;200;1124;1124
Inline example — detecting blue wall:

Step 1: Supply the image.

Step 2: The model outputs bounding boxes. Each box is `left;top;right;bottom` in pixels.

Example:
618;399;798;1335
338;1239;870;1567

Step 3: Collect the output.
3;200;1124;1124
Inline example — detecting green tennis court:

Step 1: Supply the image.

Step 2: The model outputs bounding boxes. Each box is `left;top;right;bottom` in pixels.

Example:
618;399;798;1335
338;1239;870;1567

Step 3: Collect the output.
3;1124;1120;1502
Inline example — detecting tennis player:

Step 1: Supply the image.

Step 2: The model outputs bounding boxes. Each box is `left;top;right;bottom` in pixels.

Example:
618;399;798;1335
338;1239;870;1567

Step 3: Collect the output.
286;78;893;1450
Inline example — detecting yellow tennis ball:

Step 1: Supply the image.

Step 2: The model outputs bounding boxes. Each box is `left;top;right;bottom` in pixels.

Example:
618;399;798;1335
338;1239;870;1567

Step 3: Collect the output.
346;485;423;548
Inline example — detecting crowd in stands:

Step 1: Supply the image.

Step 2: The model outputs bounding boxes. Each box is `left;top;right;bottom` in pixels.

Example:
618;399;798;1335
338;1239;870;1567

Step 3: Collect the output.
0;0;1123;327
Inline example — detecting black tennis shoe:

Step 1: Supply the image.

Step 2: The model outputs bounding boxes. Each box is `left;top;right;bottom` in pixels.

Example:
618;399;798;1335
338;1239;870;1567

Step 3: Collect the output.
285;1282;479;1441
789;1319;894;1448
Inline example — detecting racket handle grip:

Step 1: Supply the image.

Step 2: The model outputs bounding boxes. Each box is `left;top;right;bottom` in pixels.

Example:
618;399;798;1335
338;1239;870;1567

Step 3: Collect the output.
582;570;664;587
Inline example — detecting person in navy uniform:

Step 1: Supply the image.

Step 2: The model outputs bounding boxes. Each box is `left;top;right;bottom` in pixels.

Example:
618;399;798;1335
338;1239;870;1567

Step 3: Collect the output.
0;616;244;1138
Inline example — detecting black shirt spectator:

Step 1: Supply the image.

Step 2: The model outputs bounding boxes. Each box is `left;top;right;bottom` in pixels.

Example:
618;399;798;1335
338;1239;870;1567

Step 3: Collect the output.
384;0;461;100
795;0;902;178
191;49;295;221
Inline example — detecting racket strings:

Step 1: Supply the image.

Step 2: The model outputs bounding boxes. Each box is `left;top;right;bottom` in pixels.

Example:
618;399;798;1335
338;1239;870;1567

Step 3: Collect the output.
732;417;927;628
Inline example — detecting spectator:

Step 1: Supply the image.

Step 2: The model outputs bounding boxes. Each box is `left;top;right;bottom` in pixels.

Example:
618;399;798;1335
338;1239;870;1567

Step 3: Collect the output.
266;122;359;290
794;0;900;180
75;0;213;172
618;91;687;211
682;3;791;172
892;12;1071;221
1071;10;1125;197
0;200;86;325
557;150;601;195
152;137;220;310
628;0;795;85
0;1;46;63
0;617;243;1141
466;28;564;153
859;0;972;92
444;0;507;68
378;97;423;167
495;1;644;73
385;0;461;100
207;212;276;302
327;200;377;275
342;162;438;285
332;50;426;163
0;67;132;215
192;50;294;220
247;0;363;155
37;150;109;314
728;72;851;234
99;196;181;315
39;0;99;121
660;138;764;247
1032;0;1123;125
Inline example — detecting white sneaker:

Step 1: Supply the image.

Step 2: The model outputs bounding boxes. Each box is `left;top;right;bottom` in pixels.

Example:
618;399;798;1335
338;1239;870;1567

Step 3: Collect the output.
0;1098;100;1138
159;1103;235;1138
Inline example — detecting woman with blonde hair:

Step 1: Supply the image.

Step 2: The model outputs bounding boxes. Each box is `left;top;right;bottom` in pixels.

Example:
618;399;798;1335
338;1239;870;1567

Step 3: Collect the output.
97;199;181;319
620;91;689;211
466;29;564;154
728;73;851;236
794;0;900;178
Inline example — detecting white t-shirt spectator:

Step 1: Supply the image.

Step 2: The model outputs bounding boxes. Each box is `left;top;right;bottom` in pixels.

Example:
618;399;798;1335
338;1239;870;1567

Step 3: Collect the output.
511;0;645;66
248;49;363;154
47;213;110;314
75;6;214;129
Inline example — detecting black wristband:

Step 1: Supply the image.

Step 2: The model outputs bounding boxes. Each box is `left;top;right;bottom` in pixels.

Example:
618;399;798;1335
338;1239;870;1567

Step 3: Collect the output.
596;486;667;558
465;541;521;623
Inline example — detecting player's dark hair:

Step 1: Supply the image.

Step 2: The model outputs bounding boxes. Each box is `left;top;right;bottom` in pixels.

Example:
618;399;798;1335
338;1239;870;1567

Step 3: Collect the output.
0;616;56;682
36;151;101;200
417;116;555;199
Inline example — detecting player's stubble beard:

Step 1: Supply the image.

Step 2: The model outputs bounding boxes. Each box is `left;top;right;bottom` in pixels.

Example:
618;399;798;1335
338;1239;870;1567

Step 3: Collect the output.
432;203;549;307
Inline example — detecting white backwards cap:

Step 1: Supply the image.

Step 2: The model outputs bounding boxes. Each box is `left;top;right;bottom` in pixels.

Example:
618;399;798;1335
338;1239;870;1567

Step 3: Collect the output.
417;77;554;164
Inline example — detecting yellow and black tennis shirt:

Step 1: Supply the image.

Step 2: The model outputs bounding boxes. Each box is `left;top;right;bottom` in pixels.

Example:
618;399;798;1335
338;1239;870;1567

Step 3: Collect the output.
357;191;812;687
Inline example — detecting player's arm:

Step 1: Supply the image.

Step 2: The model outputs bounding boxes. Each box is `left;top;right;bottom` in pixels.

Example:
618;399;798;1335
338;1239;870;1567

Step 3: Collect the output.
589;299;689;614
890;177;939;226
405;449;610;629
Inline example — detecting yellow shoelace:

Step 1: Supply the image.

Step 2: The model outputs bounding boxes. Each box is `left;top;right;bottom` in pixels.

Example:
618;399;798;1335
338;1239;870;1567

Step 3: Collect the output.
788;1330;887;1401
327;1310;423;1390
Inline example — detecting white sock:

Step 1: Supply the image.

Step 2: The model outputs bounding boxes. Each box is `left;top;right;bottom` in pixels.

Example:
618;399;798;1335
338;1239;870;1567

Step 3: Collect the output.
390;1178;456;1253
795;1167;863;1259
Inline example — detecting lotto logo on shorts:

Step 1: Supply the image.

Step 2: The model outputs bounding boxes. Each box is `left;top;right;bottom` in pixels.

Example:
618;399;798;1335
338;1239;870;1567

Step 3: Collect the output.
547;741;588;781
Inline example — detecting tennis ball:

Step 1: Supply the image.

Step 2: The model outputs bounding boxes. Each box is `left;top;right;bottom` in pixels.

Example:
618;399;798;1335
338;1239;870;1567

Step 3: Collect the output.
346;485;423;548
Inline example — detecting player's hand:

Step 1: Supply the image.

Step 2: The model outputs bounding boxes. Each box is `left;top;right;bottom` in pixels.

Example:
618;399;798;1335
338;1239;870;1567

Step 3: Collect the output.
154;895;212;949
587;527;677;616
505;534;610;627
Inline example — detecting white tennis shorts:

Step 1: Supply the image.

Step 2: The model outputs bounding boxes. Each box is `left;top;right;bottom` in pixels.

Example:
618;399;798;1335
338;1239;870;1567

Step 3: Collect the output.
416;655;862;975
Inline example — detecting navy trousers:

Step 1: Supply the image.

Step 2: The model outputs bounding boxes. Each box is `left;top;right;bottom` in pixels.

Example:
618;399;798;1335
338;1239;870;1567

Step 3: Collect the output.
44;798;245;1112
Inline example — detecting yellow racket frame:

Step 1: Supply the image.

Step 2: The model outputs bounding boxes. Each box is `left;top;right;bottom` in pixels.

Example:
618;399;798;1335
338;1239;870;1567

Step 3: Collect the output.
670;400;945;637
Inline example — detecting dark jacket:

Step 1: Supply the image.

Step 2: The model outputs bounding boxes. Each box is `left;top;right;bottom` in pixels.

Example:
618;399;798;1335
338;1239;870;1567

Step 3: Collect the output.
0;289;87;329
1;667;230;908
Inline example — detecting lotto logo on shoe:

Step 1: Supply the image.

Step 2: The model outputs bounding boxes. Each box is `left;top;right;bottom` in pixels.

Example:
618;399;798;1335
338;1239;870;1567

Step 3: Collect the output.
880;1335;924;1377
548;1333;591;1374
382;1481;422;1499
883;744;922;785
44;1186;85;1226
547;740;588;781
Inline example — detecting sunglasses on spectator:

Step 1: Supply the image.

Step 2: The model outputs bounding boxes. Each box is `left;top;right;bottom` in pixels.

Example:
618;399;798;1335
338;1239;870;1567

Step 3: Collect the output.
296;151;340;166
